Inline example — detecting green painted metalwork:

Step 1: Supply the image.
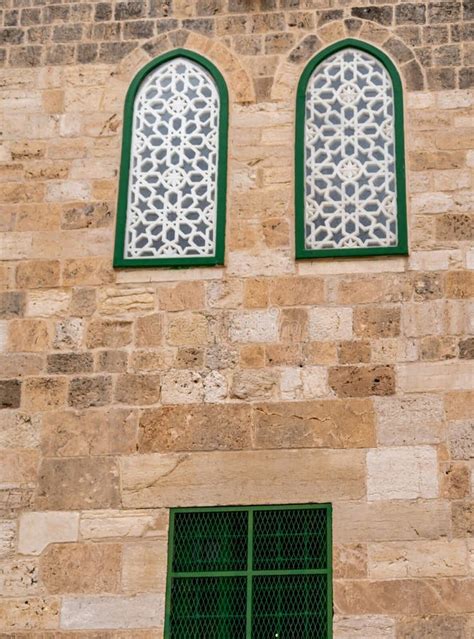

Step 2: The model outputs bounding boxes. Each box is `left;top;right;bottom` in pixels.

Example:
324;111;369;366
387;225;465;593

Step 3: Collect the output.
295;38;408;259
113;48;229;268
164;504;332;638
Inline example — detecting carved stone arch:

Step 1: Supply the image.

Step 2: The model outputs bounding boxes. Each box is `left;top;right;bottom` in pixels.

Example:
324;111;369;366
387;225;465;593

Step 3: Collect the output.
272;19;424;100
115;29;255;104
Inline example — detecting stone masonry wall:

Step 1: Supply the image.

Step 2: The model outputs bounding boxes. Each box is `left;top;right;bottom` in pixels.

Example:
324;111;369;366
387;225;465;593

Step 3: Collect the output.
0;0;473;636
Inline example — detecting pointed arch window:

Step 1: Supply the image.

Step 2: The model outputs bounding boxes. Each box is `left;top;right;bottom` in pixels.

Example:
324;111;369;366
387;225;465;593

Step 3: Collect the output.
295;39;408;259
114;49;228;268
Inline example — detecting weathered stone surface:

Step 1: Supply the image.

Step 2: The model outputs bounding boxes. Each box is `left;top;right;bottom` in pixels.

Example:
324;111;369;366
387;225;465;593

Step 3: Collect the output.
135;313;163;347
98;287;155;315
60;593;164;630
308;307;352;341
229;309;279;343
334;578;474;615
0;596;60;630
0;558;40;596
18;511;79;555
8;318;50;352
23;376;68;410
40;542;121;594
354;307;401;338
138;404;251;453
158;281;204;311
0;411;41;449
445;390;474;420
448;421;474;460
374;395;445;445
329;365;395;397
0;450;38;485
368;540;468;578
396;615;466;639
80;509;167;540
68;375;112;408
41;409;138;457
86;320;132;349
121;449;366;508
122;541;168;593
253;399;375;449
35;458;120;510
0;379;21;409
397;361;473;392
231;369;278;400
0;520;16;557
333;615;395;639
333;501;451;544
367;446;438;500
334;544;368;579
160;370;204;404
452;501;473;537
114;374;161;405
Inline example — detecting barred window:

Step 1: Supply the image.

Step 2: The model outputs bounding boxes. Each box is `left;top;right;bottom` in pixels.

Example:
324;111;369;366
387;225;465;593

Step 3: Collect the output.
165;504;332;638
295;39;408;259
114;50;228;268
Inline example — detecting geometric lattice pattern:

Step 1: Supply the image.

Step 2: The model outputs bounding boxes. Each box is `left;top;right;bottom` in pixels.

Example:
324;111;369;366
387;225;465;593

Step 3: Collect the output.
125;57;219;259
166;505;331;639
304;48;398;250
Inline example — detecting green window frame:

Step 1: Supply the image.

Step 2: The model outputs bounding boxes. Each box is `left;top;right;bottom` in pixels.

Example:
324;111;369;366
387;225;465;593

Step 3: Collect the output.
164;503;332;638
295;38;408;259
113;49;229;268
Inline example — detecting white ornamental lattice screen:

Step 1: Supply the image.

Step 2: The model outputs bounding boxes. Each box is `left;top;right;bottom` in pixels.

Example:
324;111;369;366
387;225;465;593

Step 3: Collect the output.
300;46;405;255
119;55;226;264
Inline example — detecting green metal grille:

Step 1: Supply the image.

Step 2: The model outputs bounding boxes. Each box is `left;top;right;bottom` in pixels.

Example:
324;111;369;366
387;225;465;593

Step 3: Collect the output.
165;504;332;638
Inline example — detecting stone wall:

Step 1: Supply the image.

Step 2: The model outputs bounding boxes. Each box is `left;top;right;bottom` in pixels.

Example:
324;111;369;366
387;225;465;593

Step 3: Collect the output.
0;0;473;636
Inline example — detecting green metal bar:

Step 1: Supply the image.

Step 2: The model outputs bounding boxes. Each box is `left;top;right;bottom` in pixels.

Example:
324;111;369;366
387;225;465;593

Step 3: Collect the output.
327;504;333;639
246;509;253;639
170;568;330;578
163;510;175;639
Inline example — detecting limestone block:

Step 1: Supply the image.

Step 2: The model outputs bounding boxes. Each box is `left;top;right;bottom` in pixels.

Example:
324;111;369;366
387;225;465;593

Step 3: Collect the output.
26;290;70;317
53;318;84;350
229;309;279;343
333;615;395;639
16;260;60;289
86;319;132;349
0;520;16;557
368;540;468;578
269;277;325;306
203;370;228;403
308;307;353;341
80;510;167;541
121;449;366;508
46;180;91;202
68;375;112;409
231;369;278;400
445;390;474;420
0;410;41;448
40;542;121;594
0;450;38;485
367;446;438;500
334;578;474;615
0;596;60;630
448;421;474;460
35;458;120;510
167;312;209;346
41;409;138;457
114;374;161;406
374;396;445;446
354;306;401;338
397;361;473;392
98;287;155;315
122;541;168;593
298;258;405;276
452;501;473;538
158;281;205;311
401;301;444;337
333;544;368;579
23;376;68;411
396;615;467;639
135;314;163;347
138;404;251;453
60;593;164;630
301;367;329;399
227;250;294;277
253;399;375;449
329;365;395;397
206;280;243;309
160;370;204;404
0;558;39;596
18;511;79;555
8;318;50;352
62;257;115;287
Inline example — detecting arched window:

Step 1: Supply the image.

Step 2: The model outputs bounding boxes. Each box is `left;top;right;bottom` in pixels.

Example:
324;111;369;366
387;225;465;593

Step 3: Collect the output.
295;39;408;259
114;49;228;268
